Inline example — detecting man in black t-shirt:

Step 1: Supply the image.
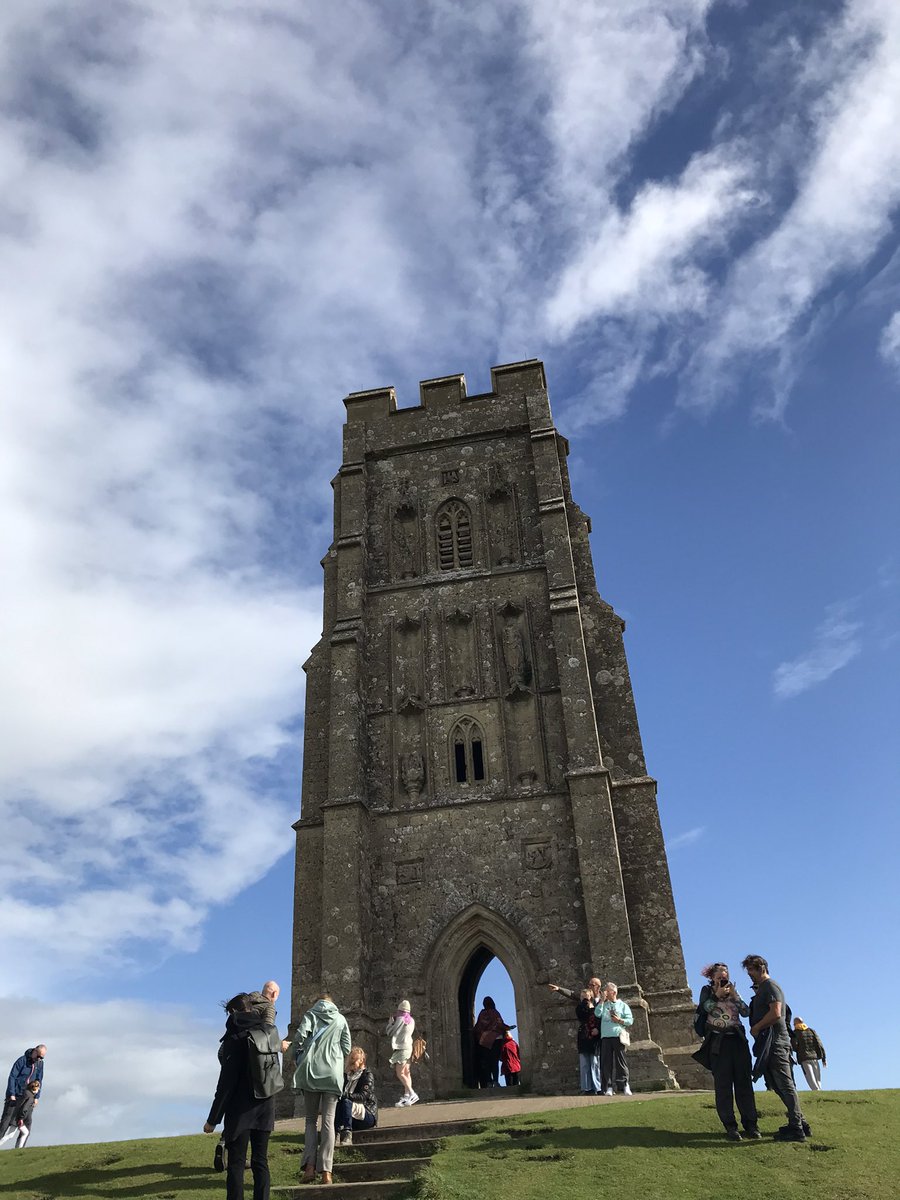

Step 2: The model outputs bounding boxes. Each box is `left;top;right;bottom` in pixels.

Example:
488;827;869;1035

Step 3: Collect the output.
743;955;808;1141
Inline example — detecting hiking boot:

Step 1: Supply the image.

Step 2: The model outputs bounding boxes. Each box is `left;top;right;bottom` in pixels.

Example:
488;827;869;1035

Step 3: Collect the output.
773;1127;806;1142
321;1172;333;1185
725;1129;742;1141
214;1141;225;1173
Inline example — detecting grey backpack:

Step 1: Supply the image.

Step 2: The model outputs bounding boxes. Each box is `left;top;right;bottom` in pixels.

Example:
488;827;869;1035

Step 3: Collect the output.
247;1026;284;1099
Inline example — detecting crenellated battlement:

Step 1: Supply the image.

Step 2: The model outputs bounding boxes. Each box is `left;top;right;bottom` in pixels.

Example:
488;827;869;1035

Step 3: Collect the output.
343;359;547;424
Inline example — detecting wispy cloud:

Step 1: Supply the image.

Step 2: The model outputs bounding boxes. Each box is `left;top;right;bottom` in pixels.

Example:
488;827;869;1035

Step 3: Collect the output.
879;311;900;366
667;826;707;851
773;603;864;699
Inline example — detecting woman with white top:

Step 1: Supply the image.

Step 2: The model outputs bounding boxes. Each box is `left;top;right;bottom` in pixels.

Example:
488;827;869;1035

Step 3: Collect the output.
385;1000;418;1106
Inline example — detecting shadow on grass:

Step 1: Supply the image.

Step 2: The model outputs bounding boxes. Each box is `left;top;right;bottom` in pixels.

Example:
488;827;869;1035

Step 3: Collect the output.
10;1162;218;1199
478;1124;734;1153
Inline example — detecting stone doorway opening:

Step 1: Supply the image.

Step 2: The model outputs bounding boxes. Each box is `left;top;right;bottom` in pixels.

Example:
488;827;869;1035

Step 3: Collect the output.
458;945;519;1088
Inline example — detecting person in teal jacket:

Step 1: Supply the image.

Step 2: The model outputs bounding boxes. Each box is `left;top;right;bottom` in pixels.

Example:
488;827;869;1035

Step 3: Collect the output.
595;983;634;1096
285;994;351;1185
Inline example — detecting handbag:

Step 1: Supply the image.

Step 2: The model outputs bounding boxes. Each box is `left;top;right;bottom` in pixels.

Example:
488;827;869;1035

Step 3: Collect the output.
617;1027;631;1046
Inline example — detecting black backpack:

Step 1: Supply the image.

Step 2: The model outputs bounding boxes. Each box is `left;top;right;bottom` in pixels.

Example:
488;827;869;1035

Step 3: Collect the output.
693;1003;708;1039
247;1026;284;1099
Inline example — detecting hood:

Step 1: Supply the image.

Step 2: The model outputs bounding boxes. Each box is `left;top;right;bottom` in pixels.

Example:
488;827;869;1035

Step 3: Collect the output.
310;999;339;1023
227;1010;270;1036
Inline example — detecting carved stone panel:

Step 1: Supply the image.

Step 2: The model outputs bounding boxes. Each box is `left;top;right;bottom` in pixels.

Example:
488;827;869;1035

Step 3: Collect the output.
391;482;420;580
444;607;477;697
522;836;554;870
487;470;519;567
393;612;424;711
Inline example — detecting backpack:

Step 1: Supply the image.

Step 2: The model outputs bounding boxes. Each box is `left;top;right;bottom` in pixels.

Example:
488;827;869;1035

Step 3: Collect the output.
246;1026;284;1099
411;1035;428;1064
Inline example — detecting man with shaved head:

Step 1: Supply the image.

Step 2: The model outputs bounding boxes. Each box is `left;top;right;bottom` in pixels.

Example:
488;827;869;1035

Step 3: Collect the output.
248;981;281;1026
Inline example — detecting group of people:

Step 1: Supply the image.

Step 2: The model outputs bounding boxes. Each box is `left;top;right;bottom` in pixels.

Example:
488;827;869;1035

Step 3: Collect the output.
694;954;826;1143
549;978;635;1096
472;996;521;1087
0;1045;46;1150
204;982;422;1196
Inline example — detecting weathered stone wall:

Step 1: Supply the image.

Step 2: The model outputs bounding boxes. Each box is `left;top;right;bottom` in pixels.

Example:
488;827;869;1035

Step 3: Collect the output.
290;360;698;1099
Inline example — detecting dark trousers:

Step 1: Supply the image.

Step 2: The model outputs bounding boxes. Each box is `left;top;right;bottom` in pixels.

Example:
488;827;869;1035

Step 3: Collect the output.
764;1039;805;1130
476;1043;499;1087
711;1034;758;1132
335;1098;377;1131
225;1128;270;1200
503;1072;520;1086
600;1037;629;1092
0;1100;17;1139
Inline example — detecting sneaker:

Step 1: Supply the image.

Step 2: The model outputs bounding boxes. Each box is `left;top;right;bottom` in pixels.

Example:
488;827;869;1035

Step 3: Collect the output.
339;1130;352;1147
406;1091;420;1106
395;1097;410;1107
213;1141;225;1173
773;1127;806;1142
744;1128;763;1140
602;1088;613;1097
622;1085;633;1096
725;1129;742;1142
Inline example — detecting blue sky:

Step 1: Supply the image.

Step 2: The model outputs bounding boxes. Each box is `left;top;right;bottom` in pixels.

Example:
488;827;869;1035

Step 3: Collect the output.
0;0;898;1144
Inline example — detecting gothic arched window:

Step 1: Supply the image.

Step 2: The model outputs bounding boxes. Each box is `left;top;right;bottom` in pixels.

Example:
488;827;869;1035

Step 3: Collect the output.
450;716;487;785
436;499;474;570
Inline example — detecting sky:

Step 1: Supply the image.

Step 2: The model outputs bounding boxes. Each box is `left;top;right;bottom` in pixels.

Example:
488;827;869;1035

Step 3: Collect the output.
0;0;898;1146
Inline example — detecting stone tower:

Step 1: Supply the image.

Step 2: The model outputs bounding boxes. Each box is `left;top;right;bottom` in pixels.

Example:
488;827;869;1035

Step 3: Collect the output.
291;359;700;1096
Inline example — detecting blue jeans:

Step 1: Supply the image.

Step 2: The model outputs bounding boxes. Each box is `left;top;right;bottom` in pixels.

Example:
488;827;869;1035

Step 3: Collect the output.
578;1051;601;1093
335;1097;377;1132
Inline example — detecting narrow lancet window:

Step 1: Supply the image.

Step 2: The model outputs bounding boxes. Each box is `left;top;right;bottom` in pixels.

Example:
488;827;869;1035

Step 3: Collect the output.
451;716;487;786
437;500;474;570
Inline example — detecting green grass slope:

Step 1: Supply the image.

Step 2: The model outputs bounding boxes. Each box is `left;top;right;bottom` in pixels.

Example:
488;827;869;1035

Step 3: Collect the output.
0;1091;896;1200
413;1091;900;1200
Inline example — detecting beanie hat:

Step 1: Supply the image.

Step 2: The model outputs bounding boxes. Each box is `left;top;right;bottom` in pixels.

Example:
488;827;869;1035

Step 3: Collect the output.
398;999;411;1012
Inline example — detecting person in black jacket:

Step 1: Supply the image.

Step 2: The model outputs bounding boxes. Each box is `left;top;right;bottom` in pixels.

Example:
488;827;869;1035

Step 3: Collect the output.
335;1046;378;1147
204;994;275;1200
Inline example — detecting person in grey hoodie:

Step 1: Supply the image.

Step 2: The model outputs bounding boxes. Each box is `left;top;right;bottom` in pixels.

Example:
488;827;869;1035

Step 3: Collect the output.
285;993;351;1185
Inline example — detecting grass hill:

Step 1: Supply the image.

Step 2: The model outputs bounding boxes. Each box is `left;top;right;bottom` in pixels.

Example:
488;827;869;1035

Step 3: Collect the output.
1;1090;896;1200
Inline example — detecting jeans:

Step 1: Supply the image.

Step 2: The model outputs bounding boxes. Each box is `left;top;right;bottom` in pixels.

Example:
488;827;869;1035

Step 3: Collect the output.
303;1091;338;1173
578;1051;601;1093
225;1128;270;1200
335;1097;376;1131
710;1034;758;1132
763;1039;805;1130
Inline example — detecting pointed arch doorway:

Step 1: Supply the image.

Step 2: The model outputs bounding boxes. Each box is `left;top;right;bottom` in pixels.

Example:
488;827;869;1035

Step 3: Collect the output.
425;903;539;1095
458;946;519;1087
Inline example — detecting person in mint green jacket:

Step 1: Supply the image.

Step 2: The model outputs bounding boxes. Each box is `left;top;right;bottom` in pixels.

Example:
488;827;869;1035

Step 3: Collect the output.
286;994;351;1185
595;983;634;1096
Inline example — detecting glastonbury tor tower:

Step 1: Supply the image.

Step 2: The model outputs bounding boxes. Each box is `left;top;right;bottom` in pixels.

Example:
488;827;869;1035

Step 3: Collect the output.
290;359;700;1096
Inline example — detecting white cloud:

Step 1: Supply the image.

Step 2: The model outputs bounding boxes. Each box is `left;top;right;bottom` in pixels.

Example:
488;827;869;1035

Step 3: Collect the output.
667;826;706;851
0;998;221;1145
772;604;863;699
684;0;900;415
879;311;900;365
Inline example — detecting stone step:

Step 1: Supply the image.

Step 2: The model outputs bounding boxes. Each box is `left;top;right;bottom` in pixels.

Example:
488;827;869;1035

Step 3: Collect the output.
273;1182;407;1200
335;1156;431;1183
353;1117;484;1142
337;1135;444;1159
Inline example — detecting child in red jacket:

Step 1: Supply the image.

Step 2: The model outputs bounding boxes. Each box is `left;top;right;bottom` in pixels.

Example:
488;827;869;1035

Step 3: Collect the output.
499;1027;521;1087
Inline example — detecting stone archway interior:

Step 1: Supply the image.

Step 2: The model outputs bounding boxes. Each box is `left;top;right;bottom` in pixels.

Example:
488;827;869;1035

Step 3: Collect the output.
458;944;493;1088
